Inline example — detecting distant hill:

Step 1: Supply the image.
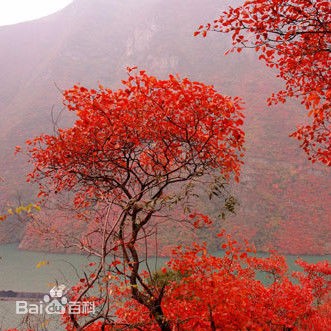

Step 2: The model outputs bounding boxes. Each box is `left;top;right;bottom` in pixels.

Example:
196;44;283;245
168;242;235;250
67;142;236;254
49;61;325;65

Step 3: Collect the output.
0;0;329;254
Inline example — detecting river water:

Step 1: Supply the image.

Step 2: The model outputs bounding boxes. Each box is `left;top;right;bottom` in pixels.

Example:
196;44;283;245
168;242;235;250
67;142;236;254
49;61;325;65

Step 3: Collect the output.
0;244;86;329
0;243;329;330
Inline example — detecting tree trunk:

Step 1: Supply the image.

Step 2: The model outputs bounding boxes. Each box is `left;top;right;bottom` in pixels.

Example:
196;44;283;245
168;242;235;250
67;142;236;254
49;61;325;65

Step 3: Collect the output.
152;305;171;331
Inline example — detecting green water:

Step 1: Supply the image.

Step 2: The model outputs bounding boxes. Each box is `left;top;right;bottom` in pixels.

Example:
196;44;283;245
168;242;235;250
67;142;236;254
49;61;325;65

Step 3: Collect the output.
0;244;329;330
0;244;89;292
0;244;90;330
0;244;168;330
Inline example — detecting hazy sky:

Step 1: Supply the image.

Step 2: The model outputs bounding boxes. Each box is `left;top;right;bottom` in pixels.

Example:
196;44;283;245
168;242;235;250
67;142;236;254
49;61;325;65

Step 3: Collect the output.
0;0;73;26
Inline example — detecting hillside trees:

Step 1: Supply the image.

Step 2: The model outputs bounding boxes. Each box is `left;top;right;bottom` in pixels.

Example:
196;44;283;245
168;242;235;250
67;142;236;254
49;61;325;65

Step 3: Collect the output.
25;68;244;330
0;175;40;222
195;0;331;165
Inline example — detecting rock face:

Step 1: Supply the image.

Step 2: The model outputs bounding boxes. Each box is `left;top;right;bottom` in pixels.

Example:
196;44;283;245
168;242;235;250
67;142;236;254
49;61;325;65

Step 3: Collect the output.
0;0;330;254
0;290;44;301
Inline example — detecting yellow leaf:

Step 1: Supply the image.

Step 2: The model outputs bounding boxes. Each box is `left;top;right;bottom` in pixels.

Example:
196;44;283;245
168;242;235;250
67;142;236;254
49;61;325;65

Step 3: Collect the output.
36;260;49;268
33;204;41;211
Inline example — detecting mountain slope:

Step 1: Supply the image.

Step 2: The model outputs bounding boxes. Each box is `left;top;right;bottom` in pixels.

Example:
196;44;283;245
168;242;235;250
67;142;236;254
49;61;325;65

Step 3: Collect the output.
0;0;329;253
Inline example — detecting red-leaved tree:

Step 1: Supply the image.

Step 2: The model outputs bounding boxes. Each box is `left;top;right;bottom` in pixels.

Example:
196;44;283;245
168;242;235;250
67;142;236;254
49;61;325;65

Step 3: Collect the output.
61;231;331;331
195;0;331;165
25;68;244;330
